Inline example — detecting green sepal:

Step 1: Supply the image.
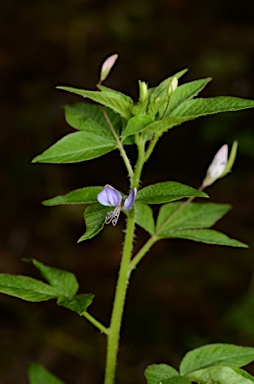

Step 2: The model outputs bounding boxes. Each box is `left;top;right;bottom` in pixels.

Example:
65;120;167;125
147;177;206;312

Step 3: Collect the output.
136;182;208;204
43;186;102;206
28;362;64;384
221;140;238;178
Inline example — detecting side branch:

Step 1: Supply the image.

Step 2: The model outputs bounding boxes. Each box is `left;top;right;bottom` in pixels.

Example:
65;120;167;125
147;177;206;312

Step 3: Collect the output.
82;311;109;335
101;107;134;180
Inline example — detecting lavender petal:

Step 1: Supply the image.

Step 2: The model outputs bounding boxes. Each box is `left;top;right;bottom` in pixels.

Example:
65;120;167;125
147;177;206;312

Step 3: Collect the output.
97;184;122;206
123;188;137;211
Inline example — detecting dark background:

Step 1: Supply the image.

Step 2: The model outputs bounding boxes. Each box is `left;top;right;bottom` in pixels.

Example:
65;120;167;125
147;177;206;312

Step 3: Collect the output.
1;0;254;383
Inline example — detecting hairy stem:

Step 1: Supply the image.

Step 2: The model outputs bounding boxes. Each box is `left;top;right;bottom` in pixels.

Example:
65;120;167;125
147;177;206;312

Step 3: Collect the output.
104;134;146;384
132;134;146;189
104;213;136;384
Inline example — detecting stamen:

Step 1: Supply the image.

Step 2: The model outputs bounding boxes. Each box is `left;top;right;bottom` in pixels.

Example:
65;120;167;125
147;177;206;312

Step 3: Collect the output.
105;206;121;226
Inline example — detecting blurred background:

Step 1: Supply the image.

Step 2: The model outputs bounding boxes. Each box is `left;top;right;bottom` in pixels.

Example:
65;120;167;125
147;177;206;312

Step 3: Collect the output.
1;0;254;383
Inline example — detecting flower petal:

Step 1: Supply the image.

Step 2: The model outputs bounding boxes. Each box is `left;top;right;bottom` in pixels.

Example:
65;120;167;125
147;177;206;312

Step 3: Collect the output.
97;184;122;206
123;188;137;210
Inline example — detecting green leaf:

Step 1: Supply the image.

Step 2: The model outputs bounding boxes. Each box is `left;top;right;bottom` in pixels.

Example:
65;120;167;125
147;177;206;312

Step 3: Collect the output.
30;259;79;298
187;366;254;384
156;203;231;235
122;134;136;145
135;202;155;235
65;103;122;138
118;113;202;137
121;115;154;137
57;293;94;315
137;69;189;121
135;115;192;136
165;228;248;247
145;364;179;384
78;204;111;242
180;343;254;376
132;100;149;116
136;182;208;204
166;78;212;114
147;98;168;119
97;84;133;105
0;274;60;302
149;69;188;102
161;377;192;384
0;260;90;303
43;186;102;206
170;96;254;118
135;96;254;137
28;362;64;384
32;131;116;164
57;86;133;119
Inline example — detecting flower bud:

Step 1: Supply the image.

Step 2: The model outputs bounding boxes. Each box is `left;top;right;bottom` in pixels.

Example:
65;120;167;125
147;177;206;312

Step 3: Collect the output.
167;76;178;98
202;141;238;188
99;53;118;83
138;81;148;102
202;144;228;188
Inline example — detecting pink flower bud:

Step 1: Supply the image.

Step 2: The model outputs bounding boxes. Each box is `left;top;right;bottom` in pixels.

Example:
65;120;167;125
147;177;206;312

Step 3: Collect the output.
99;54;118;83
202;144;228;188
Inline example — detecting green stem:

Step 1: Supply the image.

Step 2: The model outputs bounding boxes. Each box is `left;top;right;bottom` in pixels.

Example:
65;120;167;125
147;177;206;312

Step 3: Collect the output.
132;134;146;189
129;235;158;272
101;107;134;181
82;311;109;335
104;133;146;384
104;213;136;384
144;132;160;163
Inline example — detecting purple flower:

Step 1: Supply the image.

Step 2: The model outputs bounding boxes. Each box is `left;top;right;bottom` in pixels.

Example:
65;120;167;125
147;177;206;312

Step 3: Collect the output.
97;184;137;226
